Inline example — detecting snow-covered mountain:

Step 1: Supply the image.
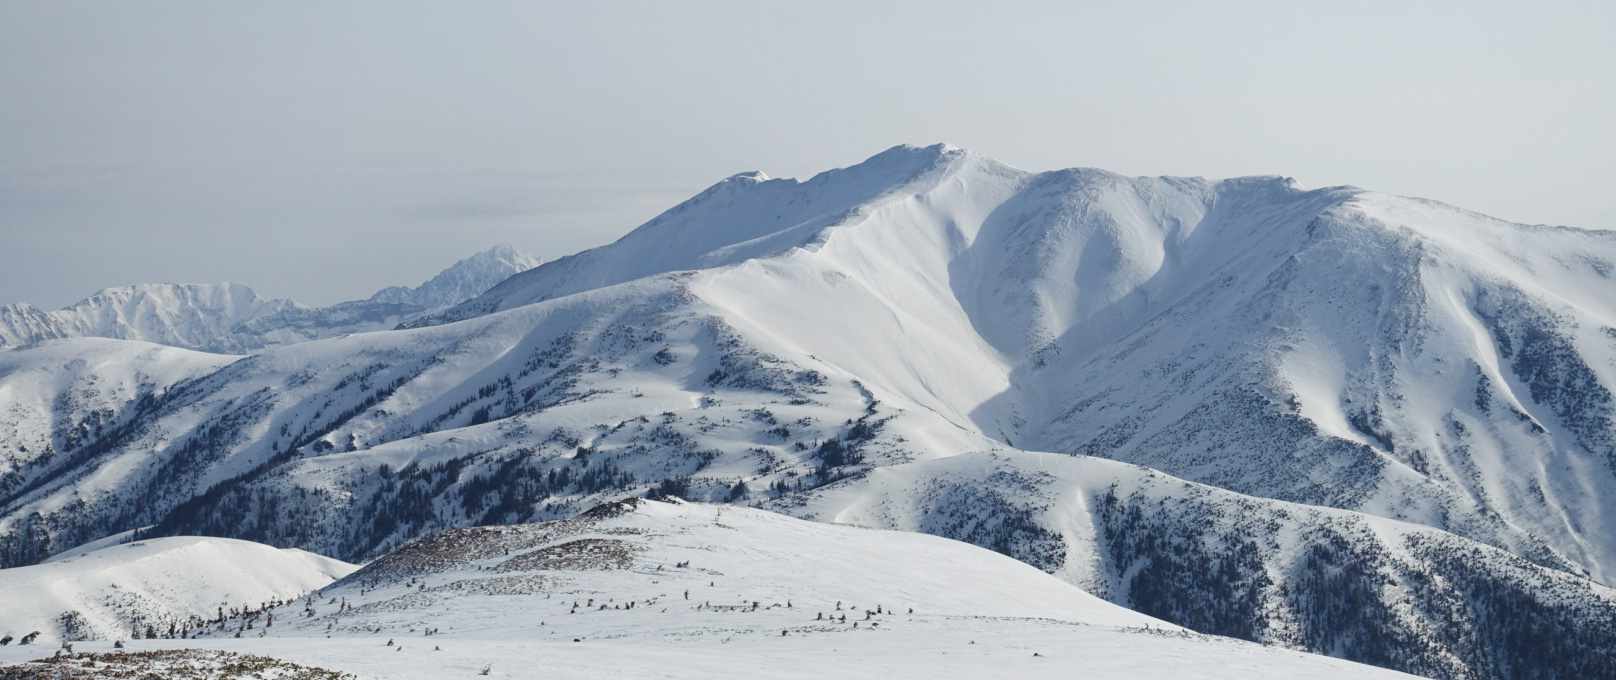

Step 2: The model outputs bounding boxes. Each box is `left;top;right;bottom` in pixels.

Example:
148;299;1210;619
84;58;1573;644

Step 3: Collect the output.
0;498;1417;679
0;535;354;643
414;144;1616;584
367;243;541;310
0;245;541;354
3;144;1616;678
0;284;299;350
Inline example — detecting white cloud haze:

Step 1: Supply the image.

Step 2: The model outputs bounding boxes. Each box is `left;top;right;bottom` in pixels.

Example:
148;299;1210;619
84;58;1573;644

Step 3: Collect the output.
2;0;1612;307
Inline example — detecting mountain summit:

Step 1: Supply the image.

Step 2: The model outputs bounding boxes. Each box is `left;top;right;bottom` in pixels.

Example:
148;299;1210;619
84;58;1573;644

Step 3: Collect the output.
367;243;542;310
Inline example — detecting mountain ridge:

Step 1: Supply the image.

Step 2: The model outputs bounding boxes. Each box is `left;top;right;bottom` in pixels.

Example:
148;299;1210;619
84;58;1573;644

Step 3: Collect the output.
0;244;542;354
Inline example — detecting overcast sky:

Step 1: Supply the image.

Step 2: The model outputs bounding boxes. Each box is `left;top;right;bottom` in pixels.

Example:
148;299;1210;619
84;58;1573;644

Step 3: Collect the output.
2;1;1612;309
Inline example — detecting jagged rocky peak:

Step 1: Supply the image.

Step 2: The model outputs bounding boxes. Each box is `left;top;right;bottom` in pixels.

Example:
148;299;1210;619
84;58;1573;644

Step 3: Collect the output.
366;243;541;310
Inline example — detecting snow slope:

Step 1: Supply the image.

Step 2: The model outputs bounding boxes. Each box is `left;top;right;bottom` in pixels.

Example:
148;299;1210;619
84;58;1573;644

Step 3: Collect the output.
0;536;354;643
0;245;541;354
5;144;1616;678
0;498;1414;679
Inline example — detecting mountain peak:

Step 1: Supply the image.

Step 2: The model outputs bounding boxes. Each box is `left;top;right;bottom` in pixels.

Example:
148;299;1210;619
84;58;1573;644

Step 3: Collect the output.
367;244;542;310
878;141;963;158
827;142;970;182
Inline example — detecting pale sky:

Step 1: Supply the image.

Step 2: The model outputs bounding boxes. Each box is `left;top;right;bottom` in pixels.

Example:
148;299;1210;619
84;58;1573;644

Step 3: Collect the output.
2;1;1612;309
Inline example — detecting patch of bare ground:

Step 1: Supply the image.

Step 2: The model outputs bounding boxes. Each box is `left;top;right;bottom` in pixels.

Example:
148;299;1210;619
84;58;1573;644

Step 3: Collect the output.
0;649;353;679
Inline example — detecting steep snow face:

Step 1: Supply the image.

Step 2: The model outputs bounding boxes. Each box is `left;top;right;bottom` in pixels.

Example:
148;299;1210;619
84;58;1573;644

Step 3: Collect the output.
0;535;355;642
0;245;541;354
368;244;541;310
1018;192;1616;583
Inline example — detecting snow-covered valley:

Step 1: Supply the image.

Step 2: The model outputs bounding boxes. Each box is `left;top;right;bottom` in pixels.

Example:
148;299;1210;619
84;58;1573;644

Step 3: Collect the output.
3;144;1615;678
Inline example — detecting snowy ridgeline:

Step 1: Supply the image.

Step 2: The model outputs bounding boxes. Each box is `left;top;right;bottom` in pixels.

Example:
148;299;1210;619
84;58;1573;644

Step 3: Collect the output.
0;499;1414;679
4;144;1616;679
0;244;540;353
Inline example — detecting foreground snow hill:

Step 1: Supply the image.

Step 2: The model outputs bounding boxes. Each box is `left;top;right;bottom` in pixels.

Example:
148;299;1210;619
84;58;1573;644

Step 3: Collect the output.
5;144;1616;678
0;244;540;353
0;498;1415;679
0;535;355;643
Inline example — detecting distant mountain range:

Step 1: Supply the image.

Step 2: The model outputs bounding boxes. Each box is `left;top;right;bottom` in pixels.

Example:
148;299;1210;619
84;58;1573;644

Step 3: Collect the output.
0;244;540;353
2;145;1614;679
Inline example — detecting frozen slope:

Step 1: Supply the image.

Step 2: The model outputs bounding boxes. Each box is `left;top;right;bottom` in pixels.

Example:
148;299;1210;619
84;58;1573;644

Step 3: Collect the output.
0;535;355;643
